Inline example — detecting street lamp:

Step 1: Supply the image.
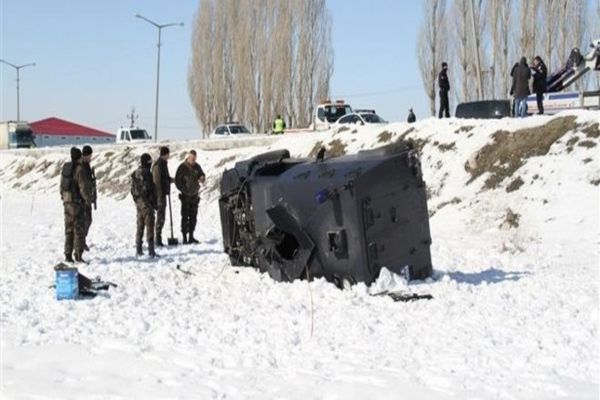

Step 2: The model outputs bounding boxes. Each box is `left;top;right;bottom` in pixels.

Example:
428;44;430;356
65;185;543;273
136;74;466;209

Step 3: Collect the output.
135;14;183;142
0;59;36;121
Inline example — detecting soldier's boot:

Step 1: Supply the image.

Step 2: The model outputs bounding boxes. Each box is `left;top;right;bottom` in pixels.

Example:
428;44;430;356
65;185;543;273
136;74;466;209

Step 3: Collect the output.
136;242;144;257
148;242;160;258
188;233;199;244
74;252;88;264
65;253;74;263
156;235;164;247
83;243;90;252
182;232;189;244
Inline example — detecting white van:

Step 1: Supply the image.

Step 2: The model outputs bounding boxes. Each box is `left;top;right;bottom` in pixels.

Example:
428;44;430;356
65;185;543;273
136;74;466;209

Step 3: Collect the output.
116;127;152;143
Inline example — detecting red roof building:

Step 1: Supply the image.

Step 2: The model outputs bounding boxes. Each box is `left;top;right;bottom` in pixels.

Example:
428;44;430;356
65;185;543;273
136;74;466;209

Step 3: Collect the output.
30;117;116;147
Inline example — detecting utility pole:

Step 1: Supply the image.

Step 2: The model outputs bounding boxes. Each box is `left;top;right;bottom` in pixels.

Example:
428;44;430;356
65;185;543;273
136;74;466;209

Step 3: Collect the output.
127;107;139;128
0;59;36;121
135;14;183;142
469;0;484;100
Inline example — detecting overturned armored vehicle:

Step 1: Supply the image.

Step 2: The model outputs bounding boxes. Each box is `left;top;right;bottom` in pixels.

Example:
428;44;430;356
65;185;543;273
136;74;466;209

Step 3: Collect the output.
218;145;433;286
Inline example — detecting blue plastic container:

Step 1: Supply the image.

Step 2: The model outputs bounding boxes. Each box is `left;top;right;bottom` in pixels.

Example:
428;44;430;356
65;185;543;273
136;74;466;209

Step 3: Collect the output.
56;268;79;300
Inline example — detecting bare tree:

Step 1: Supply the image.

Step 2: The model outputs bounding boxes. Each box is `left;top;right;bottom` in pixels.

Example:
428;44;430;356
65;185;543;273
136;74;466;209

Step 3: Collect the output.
417;0;448;116
499;1;513;97
451;0;471;102
418;0;591;107
488;0;512;98
541;0;559;70
188;0;333;135
570;0;586;91
188;0;216;137
469;0;486;100
555;0;571;71
553;0;588;90
519;0;540;59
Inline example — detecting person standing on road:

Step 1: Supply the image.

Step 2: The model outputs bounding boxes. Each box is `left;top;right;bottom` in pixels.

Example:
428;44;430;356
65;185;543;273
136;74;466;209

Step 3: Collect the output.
438;62;451;118
175;150;206;244
131;153;159;258
152;146;172;247
512;57;532;118
532;56;548;115
273;115;286;135
81;145;97;251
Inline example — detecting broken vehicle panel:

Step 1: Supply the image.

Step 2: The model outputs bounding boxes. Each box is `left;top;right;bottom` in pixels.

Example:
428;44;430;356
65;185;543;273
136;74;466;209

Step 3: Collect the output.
218;145;433;286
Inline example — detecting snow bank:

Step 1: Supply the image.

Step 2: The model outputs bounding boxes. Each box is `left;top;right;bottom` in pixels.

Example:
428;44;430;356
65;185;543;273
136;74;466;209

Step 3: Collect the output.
1;111;598;399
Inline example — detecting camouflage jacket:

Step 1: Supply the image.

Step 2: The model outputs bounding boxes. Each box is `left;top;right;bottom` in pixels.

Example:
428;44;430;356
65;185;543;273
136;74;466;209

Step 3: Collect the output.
82;162;97;204
61;161;94;205
133;166;157;209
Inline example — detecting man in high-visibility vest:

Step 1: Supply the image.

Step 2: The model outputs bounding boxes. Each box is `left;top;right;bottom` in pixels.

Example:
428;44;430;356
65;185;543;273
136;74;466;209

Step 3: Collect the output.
272;115;286;135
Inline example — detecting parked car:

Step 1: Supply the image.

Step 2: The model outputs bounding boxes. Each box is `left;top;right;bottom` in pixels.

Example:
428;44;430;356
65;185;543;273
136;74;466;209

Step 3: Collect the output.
335;112;387;126
212;123;252;136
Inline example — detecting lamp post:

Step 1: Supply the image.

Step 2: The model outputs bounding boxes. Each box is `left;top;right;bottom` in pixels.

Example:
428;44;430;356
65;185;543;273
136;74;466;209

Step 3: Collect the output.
135;14;183;142
0;59;36;121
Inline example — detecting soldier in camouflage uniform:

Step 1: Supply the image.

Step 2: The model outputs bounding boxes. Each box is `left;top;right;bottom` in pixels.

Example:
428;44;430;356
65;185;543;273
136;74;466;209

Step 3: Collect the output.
175;150;205;244
81;145;97;251
60;147;94;263
132;153;159;258
152;146;172;247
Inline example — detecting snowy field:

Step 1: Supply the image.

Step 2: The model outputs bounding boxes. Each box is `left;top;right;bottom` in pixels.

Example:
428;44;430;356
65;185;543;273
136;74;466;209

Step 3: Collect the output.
1;112;599;399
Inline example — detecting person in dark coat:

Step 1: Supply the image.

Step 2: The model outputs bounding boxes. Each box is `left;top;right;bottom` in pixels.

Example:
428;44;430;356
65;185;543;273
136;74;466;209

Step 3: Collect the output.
532;56;548;115
512;57;531;118
152;146;172;246
407;108;416;123
175;150;206;244
509;62;519;116
438;62;451;118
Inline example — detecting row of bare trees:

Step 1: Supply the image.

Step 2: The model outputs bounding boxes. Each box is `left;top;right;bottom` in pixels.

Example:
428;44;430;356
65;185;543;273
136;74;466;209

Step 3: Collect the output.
417;0;598;116
188;0;333;136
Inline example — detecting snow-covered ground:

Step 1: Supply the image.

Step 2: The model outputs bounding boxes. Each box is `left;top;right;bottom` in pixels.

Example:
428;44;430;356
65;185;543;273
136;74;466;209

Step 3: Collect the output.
1;112;599;399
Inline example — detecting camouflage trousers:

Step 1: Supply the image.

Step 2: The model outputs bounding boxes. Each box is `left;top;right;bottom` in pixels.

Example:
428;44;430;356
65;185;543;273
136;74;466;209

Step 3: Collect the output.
180;194;199;235
83;204;93;242
155;197;166;240
136;200;156;251
64;202;85;256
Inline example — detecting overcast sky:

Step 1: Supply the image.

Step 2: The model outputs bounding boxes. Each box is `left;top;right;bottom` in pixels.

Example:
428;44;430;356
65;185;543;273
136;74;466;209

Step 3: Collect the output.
0;0;426;139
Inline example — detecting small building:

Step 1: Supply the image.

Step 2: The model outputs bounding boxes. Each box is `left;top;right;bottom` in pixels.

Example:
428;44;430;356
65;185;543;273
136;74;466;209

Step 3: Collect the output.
30;117;116;147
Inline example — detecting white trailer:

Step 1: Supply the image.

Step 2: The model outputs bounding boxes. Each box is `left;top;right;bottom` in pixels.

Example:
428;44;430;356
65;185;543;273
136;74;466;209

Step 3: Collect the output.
0;121;36;149
527;91;600;114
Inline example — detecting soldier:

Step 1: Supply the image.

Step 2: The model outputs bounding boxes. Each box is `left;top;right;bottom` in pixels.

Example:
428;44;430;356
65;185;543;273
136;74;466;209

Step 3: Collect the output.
131;153;159;257
152;146;172;246
60;147;94;263
175;150;206;244
81;145;97;251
